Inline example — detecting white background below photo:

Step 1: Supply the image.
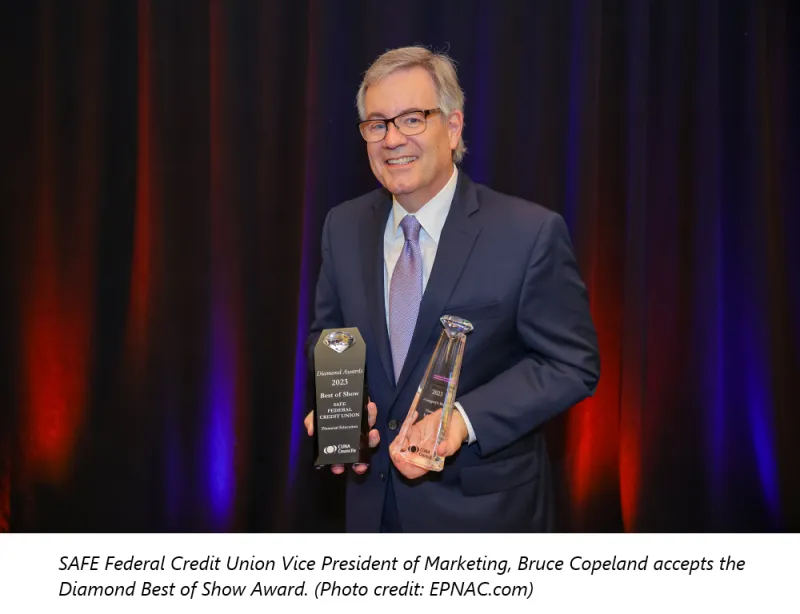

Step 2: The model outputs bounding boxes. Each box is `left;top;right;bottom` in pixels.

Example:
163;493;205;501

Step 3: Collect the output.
0;533;795;613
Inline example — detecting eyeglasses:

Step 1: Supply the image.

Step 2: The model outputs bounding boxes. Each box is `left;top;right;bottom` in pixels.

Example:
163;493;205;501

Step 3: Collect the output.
358;108;442;142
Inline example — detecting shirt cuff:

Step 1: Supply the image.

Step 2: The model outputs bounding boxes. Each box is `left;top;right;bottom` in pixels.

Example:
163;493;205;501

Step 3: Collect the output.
454;401;477;444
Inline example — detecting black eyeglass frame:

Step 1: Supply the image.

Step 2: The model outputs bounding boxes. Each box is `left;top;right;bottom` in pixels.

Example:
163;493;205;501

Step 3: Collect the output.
357;108;442;142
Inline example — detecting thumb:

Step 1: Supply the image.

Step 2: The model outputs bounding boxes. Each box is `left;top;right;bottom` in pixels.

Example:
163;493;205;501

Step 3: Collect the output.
437;433;457;458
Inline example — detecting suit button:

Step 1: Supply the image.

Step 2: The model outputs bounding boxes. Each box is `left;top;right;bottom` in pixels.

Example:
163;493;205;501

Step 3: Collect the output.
388;419;398;430
379;472;386;482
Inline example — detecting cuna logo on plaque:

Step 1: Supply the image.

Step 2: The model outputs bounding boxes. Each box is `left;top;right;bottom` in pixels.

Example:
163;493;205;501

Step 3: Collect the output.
313;328;370;466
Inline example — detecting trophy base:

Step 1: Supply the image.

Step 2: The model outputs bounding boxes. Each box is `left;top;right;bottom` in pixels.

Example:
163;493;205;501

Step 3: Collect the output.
400;450;444;472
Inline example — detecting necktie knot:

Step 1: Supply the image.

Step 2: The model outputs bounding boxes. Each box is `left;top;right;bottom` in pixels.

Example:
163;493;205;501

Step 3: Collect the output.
400;215;421;243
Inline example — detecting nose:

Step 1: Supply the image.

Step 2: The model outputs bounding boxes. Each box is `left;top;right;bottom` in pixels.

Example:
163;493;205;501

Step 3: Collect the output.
383;121;407;148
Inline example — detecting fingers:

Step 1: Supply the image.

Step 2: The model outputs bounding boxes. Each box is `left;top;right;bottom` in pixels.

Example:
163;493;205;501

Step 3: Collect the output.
368;428;380;448
350;429;380;474
304;411;314;436
388;418;428;481
435;408;467;458
319;401;380;476
436;423;464;459
367;402;377;429
394;410;418;451
436;438;460;458
437;428;457;457
389;448;428;480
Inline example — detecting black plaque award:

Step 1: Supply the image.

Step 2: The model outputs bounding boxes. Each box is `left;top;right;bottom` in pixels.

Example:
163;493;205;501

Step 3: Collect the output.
313;328;369;466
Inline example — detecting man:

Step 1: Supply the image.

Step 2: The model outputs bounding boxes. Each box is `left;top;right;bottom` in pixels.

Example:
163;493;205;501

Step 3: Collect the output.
305;46;599;532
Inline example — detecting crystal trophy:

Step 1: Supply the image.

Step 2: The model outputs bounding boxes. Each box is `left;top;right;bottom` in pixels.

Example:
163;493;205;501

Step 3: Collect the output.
313;328;370;466
396;315;473;471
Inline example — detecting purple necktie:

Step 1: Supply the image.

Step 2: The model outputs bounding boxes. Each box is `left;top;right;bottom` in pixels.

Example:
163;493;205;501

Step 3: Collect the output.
389;215;423;382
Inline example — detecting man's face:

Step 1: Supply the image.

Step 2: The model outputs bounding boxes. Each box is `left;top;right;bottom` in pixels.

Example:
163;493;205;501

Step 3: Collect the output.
363;67;463;211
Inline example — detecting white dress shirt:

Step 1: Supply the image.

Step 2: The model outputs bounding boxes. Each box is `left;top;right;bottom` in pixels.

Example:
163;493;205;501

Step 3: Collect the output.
383;165;477;444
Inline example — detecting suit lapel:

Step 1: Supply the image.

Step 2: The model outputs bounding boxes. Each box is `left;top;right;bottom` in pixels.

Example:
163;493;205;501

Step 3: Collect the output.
392;173;482;399
361;192;395;388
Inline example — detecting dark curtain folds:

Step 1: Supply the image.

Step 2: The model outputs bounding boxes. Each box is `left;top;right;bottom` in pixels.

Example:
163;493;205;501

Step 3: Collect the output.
2;0;798;532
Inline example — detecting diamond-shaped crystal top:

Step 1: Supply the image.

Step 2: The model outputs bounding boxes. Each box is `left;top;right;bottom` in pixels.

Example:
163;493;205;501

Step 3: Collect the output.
323;331;355;353
440;315;474;337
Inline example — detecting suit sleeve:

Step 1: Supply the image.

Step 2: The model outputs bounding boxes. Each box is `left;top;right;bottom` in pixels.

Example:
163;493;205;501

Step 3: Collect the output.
457;213;600;457
306;208;344;362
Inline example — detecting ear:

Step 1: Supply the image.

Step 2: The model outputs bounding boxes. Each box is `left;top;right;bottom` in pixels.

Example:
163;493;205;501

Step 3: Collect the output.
446;110;464;151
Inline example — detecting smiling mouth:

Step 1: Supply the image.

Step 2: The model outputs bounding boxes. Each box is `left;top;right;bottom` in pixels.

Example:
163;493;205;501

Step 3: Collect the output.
386;156;417;166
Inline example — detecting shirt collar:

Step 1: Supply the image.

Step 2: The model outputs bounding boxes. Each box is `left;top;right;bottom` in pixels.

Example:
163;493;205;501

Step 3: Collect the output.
391;165;458;244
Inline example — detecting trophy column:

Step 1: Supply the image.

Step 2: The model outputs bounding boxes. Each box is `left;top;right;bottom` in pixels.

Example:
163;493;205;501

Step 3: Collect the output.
396;315;474;471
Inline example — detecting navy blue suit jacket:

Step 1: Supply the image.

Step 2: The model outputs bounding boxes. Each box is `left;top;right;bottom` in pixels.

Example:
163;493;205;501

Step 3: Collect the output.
308;171;600;532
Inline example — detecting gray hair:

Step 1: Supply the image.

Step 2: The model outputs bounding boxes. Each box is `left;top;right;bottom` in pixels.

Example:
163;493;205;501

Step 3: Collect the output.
356;46;467;163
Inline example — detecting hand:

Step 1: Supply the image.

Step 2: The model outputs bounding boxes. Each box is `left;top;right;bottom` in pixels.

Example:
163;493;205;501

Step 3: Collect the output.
388;408;468;480
304;401;380;475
